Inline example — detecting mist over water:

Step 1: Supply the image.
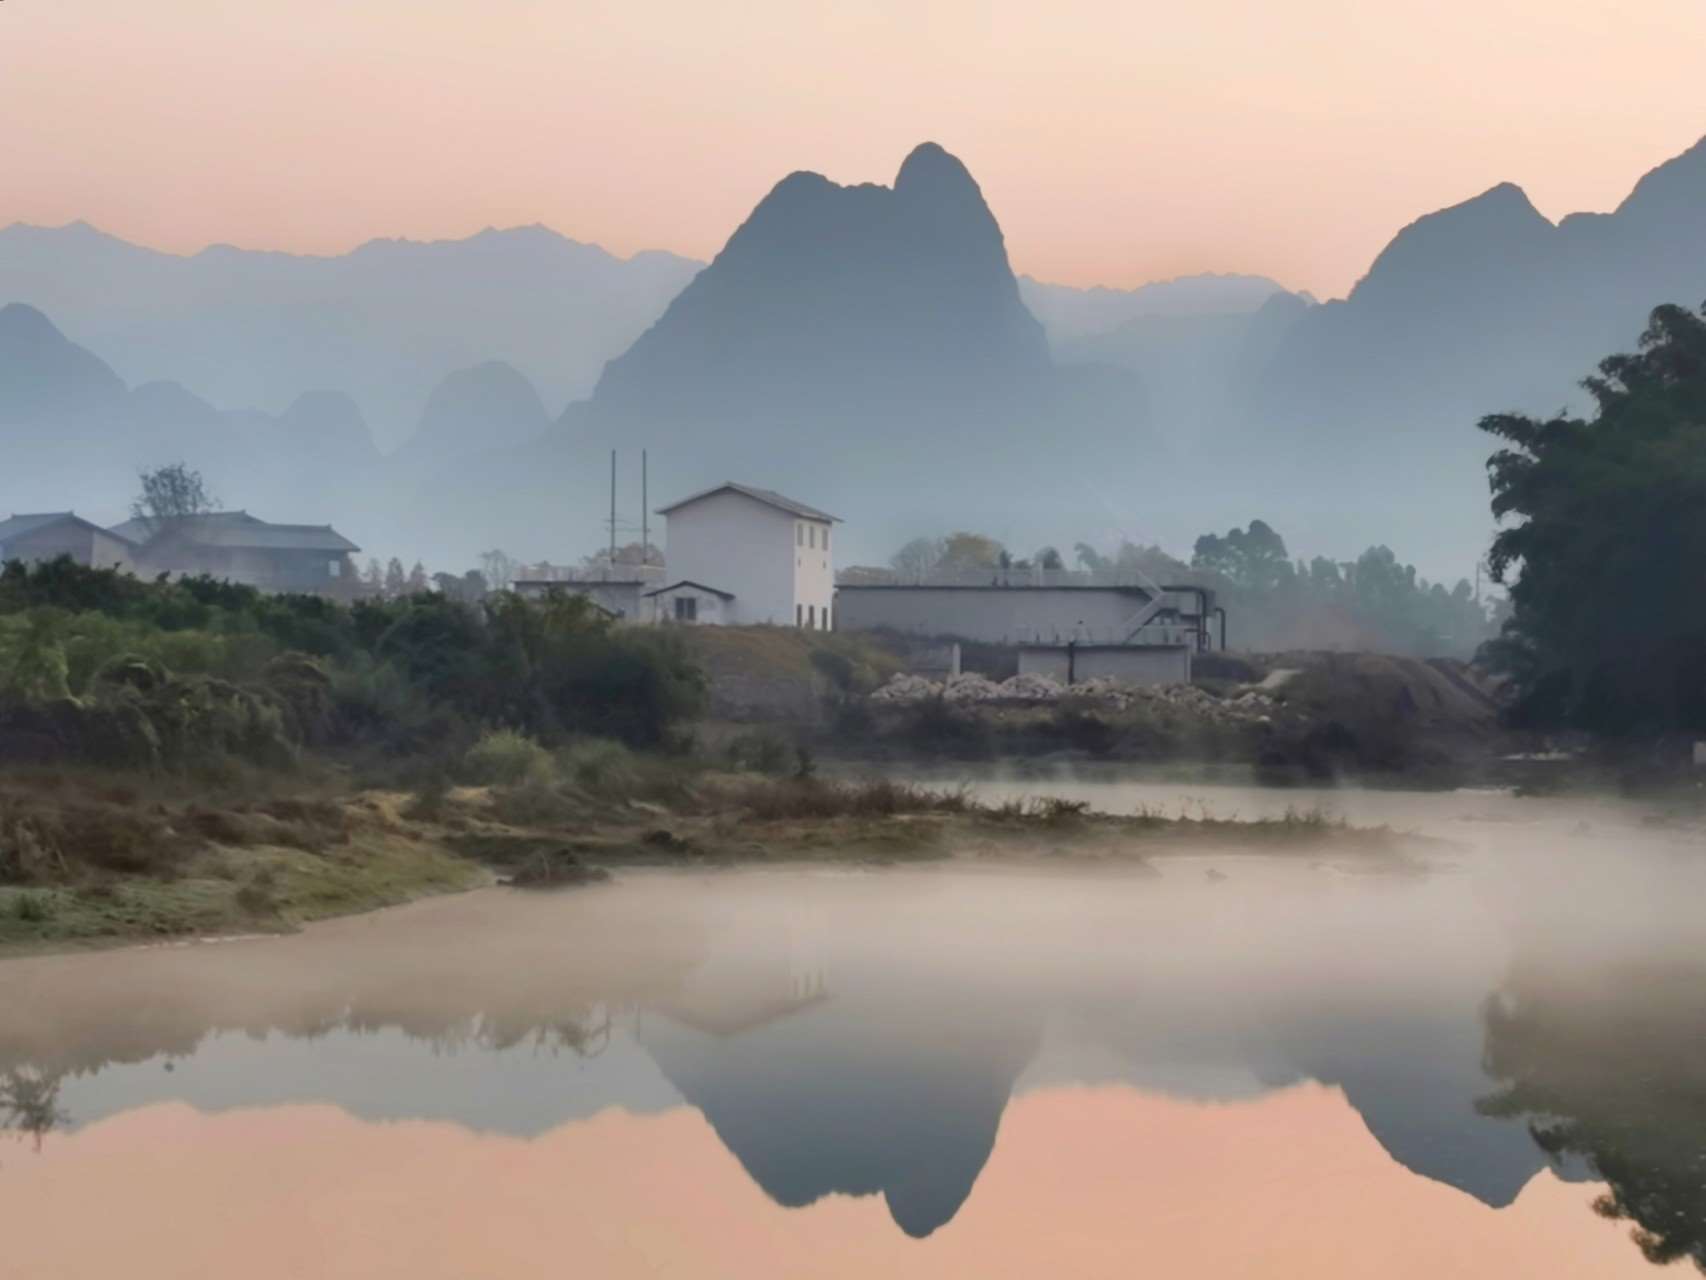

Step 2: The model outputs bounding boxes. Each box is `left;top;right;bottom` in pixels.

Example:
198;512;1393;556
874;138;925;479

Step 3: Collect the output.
0;779;1700;1276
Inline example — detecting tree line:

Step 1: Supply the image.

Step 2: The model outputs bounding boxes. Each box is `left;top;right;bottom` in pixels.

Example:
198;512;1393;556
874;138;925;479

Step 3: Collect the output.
0;559;706;772
875;522;1497;658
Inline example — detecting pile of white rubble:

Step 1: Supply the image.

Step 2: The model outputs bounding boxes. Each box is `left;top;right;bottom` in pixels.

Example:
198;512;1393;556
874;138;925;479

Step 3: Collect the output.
870;672;1280;724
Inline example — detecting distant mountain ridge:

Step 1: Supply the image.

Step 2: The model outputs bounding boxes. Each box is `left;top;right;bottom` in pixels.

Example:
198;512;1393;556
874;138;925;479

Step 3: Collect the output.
0;220;702;451
1229;132;1706;568
1019;272;1294;346
6;131;1706;575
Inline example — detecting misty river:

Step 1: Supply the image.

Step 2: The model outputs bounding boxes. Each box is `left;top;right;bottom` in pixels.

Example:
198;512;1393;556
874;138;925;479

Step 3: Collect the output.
1;774;1701;1277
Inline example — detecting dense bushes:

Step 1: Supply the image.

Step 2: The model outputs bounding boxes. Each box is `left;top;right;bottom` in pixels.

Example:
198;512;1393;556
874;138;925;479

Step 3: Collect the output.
463;730;552;785
0;560;707;770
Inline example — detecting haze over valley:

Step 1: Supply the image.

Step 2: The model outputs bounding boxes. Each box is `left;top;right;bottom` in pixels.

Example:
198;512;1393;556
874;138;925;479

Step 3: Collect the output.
6;132;1706;576
8;6;1706;1277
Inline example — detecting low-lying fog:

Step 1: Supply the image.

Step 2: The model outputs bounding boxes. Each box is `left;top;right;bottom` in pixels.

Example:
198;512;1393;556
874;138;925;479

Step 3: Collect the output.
2;779;1701;1277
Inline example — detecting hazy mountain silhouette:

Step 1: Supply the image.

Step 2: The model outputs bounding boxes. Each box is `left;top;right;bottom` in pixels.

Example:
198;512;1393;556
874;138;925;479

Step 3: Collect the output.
1226;132;1706;570
593;142;1052;413
399;362;549;467
543;142;1149;557
0;304;379;533
0;301;126;425
1020;272;1292;346
0;304;140;514
9;133;1706;573
277;390;377;463
0;221;701;450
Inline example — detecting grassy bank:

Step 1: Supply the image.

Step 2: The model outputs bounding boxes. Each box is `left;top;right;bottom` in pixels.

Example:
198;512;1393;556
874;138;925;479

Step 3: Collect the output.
0;769;488;948
0;738;1426;949
0;565;1443;949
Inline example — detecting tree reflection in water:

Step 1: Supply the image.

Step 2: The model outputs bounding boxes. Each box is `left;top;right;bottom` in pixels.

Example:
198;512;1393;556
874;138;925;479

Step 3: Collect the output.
1479;962;1706;1273
339;1007;615;1059
1;1069;67;1150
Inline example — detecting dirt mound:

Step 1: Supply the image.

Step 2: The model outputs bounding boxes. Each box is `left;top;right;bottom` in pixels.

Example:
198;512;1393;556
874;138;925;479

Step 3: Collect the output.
1265;652;1500;735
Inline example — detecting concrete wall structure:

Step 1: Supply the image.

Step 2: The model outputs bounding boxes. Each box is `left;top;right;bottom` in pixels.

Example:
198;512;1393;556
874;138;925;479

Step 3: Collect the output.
837;585;1191;646
1018;644;1192;687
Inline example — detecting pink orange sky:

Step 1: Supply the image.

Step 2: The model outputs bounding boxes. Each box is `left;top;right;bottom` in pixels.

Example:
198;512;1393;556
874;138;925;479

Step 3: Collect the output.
4;1;1705;297
0;1084;1652;1278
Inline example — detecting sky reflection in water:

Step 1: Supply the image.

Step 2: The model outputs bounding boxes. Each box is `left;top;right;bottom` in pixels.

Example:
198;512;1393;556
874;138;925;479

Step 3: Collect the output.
1;788;1701;1277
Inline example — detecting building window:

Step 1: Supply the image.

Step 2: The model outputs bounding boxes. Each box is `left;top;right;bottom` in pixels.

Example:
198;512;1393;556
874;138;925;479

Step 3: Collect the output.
328;558;342;577
674;596;697;622
822;528;830;553
796;603;803;627
808;526;816;549
796;524;804;547
825;606;832;631
807;604;815;628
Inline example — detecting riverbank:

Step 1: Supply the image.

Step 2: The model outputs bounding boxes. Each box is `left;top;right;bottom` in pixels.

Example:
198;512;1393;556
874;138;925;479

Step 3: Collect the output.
683;629;1518;784
0;762;1429;950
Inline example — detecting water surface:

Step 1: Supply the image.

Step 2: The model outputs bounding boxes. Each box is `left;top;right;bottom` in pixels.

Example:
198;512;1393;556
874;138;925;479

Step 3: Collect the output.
2;782;1701;1277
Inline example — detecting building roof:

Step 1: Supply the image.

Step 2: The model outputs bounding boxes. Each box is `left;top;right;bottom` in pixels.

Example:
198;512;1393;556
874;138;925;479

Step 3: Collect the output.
109;511;360;554
835;583;1152;594
0;512;137;546
513;578;646;589
655;482;840;523
643;579;736;600
1016;641;1190;651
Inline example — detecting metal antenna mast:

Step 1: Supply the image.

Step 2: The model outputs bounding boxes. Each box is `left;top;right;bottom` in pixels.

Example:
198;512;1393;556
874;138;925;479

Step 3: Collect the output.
608;450;617;578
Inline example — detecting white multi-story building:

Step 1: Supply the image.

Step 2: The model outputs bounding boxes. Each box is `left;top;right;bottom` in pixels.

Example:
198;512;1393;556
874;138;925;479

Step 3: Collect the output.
649;482;839;627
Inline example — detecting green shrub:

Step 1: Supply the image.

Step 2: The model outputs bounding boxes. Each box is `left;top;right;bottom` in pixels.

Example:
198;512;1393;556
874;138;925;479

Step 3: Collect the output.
902;697;995;758
463;729;552;786
11;890;54;923
728;776;970;821
488;777;579;826
1050;707;1119;757
726;730;792;775
0;562;711;766
402;770;452;821
1028;795;1091;823
234;865;280;916
262;653;337;744
558;738;638;790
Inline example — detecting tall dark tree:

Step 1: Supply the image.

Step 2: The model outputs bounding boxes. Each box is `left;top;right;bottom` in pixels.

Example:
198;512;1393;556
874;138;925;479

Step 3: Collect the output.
1480;302;1706;733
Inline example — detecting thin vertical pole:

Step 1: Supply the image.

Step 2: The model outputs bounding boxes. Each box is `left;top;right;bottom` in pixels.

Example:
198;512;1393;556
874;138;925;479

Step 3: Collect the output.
609;449;617;578
641;449;649;576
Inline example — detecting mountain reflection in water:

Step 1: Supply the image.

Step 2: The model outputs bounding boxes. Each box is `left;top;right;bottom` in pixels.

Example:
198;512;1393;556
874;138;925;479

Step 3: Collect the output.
0;835;1701;1277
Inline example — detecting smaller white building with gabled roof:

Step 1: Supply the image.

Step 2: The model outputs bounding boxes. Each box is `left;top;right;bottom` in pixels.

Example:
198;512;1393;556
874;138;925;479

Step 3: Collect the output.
654;482;839;627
